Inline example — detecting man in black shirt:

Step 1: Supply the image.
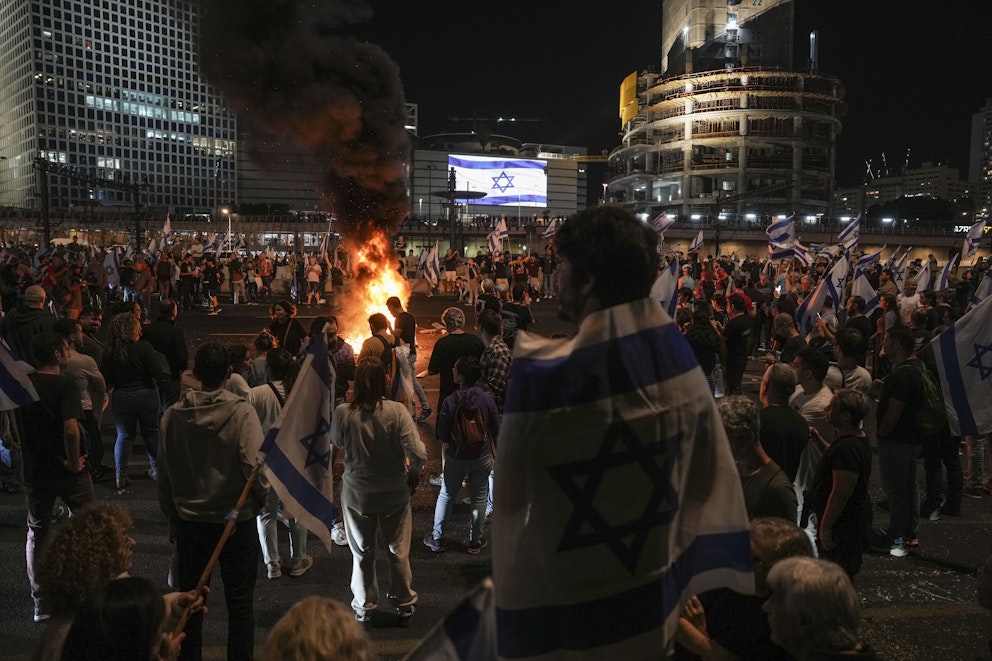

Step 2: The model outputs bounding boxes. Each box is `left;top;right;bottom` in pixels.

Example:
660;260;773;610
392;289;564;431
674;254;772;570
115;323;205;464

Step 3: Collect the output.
722;294;751;394
500;284;535;350
387;296;431;421
20;332;94;622
758;362;809;485
141;298;189;412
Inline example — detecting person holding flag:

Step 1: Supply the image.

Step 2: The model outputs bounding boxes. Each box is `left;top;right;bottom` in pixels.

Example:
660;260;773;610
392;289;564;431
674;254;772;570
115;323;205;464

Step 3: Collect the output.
158;343;267;661
493;207;751;657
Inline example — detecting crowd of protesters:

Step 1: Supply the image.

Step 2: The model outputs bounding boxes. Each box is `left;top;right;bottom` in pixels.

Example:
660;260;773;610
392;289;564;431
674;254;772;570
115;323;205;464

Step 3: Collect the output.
2;213;992;659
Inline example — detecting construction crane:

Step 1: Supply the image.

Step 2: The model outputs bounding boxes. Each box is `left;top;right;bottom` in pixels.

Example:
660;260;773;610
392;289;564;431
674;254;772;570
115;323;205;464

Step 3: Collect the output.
446;115;546;135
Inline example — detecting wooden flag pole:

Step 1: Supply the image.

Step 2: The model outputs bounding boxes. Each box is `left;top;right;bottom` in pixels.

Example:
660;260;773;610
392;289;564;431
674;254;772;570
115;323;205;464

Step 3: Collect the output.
173;460;265;637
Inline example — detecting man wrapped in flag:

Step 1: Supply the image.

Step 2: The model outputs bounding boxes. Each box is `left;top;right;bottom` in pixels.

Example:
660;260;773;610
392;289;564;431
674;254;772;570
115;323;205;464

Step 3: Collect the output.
494;207;752;659
932;294;992;436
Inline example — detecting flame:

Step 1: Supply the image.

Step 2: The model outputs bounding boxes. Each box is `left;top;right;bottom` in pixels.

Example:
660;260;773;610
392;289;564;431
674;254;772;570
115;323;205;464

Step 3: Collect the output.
338;229;410;348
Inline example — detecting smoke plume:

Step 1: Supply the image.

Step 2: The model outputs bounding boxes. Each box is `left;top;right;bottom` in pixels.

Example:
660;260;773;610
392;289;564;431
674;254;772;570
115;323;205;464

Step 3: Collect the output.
197;0;410;239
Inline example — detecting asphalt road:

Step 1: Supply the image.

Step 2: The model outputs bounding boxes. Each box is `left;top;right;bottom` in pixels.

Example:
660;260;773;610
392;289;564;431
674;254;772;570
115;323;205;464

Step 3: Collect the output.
1;292;990;660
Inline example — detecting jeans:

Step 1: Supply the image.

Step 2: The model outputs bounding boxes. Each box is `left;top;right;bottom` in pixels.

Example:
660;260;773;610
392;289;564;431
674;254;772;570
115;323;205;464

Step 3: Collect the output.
432;453;493;544
922;429;964;509
26;474;95;608
111;386;160;479
544;271;556;297
878;440;922;542
341;487;416;616
408;353;429;411
256;486;307;566
158;379;181;416
176;518;259;661
724;357;747;395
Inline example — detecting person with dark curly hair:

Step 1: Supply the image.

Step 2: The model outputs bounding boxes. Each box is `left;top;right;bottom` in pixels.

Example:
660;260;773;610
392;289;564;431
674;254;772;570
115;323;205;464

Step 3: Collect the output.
32;503;132;660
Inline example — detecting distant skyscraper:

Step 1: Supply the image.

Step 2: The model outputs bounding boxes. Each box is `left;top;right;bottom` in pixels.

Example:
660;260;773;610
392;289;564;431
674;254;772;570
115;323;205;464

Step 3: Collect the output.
609;0;846;221
971;98;992;218
0;1;239;214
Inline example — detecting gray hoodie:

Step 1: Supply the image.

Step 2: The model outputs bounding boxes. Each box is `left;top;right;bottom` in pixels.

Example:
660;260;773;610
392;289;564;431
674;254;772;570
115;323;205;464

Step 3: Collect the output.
159;388;265;523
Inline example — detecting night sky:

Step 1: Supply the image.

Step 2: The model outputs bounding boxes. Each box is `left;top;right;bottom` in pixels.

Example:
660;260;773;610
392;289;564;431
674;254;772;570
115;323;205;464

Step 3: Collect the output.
346;0;991;189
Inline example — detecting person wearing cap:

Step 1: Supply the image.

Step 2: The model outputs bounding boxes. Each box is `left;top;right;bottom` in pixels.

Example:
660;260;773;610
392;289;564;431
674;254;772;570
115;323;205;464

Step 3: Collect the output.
0;285;55;365
679;264;696;292
427;307;484;418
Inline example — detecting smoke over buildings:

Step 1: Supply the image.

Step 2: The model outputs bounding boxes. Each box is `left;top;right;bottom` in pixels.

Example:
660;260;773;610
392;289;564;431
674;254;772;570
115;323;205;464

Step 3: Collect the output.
198;0;410;239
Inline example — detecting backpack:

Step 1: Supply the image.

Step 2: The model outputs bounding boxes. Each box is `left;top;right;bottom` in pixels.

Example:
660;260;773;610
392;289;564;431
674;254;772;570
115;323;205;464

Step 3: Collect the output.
450;396;488;459
899;360;947;435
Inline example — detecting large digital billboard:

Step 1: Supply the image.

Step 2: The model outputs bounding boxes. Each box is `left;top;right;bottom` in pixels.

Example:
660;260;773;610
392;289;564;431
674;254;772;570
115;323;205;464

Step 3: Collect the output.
448;154;547;207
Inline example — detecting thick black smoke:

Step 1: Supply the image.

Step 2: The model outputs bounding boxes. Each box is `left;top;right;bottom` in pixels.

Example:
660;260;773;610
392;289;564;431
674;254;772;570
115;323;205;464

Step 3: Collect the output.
198;0;410;239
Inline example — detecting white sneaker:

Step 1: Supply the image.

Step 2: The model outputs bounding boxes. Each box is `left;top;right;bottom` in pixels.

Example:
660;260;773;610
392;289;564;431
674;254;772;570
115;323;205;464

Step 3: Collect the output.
332;526;348;547
267;561;282;579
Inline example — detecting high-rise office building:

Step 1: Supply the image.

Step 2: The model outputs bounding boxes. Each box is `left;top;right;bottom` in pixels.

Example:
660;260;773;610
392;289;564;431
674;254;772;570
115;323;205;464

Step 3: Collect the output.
971;97;992;219
608;0;846;222
0;0;235;214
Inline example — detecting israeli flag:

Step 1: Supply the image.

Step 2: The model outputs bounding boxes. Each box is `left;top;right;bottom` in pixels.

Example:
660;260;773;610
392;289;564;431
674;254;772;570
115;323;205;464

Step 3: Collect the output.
962;221;986;260
914;260;931;292
973;271;992;308
162;214;172;240
837;215;861;250
0;339;39;411
649;256;680;317
768;240;794;261
883;245;903;271
425;242;441;286
892;251;910;294
824;255;850;309
258;332;337;551
852;268;881;317
103;247;121;287
404;578;496;660
495;217;509;241
487;231;500;254
449;155;547;206
766;215;795;247
935;255;958;292
651;212;675;234
855;245;885;271
795;276;830;336
688;230;703;253
542;218;559;238
493;299;752;658
793;242;813;268
932;294;992;435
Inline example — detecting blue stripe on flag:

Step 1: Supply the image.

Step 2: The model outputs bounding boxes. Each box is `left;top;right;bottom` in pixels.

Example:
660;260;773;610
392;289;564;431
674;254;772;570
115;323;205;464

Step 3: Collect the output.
448;157;546;170
504;323;699;414
939;326;978;435
495;530;751;658
260;428;338;534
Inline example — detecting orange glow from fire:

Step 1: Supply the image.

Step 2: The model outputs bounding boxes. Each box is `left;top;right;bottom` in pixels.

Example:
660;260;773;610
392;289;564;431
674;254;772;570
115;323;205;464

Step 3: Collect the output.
339;230;410;348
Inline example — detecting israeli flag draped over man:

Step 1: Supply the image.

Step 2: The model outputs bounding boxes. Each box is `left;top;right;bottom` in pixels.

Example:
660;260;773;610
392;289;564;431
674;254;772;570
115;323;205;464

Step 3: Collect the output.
932;294;992;436
493;206;751;659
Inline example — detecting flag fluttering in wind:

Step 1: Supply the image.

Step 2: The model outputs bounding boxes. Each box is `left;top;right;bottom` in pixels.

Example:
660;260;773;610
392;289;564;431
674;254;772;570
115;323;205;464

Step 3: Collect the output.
766;214;795;245
493;298;752;658
162;214;172;241
837;215;861;250
962;221;986;260
0;340;39;411
495;217;509;242
424;242;441;286
796;275;830;335
649;256;680;317
935;255;958;292
487;231;500;255
824;254;850;309
892;251;910;294
651;212;676;234
883;245;903;271
258;332;337;551
688;230;704;253
793;242;813;268
855;245;885;272
973;271;992;308
542;218;559;239
103;247;121;287
931;294;992;436
851;268;880;317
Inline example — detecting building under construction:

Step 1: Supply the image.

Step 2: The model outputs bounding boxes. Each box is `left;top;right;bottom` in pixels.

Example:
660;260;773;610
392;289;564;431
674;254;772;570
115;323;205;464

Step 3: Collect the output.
607;0;846;223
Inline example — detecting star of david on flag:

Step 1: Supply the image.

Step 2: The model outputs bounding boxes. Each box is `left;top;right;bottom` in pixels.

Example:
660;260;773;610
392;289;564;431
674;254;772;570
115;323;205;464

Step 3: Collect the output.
492;171;515;193
932;294;992;436
258;331;338;551
688;230;704;253
963;221;986;260
493;298;752;658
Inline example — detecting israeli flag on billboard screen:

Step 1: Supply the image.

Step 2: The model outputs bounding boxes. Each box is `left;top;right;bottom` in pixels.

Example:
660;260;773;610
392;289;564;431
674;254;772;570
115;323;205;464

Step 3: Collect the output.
448;154;547;207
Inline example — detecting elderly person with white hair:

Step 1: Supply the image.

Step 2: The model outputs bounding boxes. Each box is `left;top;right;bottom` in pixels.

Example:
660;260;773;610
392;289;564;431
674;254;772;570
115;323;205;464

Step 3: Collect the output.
763;557;878;660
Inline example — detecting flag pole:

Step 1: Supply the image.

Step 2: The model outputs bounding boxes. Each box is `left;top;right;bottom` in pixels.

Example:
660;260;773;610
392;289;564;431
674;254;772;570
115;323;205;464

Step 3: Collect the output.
172;460;265;637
